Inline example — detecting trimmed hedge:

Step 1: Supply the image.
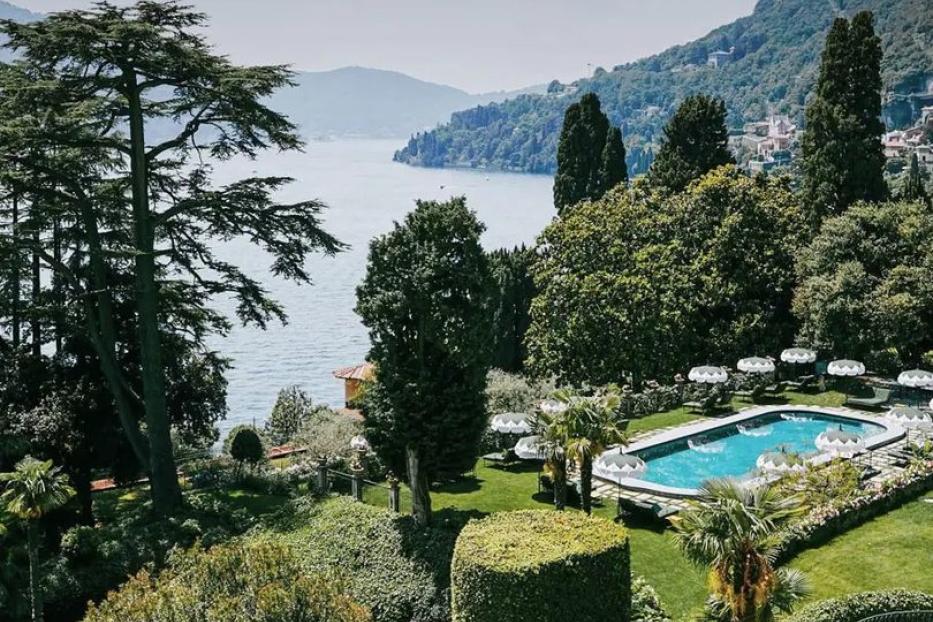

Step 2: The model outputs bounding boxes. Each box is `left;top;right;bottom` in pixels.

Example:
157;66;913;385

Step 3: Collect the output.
786;590;933;622
451;510;631;622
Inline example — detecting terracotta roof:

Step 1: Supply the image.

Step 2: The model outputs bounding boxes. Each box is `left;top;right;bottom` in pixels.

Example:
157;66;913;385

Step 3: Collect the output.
333;362;374;381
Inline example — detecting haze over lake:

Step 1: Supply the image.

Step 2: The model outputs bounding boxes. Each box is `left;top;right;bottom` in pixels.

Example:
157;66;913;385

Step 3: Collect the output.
209;139;554;436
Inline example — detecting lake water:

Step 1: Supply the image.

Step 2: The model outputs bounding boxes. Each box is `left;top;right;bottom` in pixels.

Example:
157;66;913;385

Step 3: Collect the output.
208;139;554;437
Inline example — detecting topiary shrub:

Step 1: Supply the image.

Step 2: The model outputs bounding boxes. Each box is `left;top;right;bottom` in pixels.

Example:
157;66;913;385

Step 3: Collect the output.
82;540;371;622
786;590;933;622
451;510;630;622
229;426;265;468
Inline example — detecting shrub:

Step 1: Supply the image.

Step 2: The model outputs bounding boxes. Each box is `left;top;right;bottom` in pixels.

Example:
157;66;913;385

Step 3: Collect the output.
271;496;457;622
293;409;363;463
222;424;269;456
82;540;371;622
786;590;933;622
266;386;325;445
484;370;554;414
450;510;630;622
631;576;672;622
229;427;265;467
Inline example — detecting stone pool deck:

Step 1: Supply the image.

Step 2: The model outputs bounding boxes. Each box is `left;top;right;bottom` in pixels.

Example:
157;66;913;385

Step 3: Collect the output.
579;404;932;515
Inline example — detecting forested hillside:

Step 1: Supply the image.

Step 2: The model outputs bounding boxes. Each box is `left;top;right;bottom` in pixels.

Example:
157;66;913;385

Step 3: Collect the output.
394;0;933;174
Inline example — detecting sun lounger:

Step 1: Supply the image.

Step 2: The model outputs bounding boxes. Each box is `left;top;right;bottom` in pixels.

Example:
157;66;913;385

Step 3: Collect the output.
735;384;765;402
482;449;516;467
616;497;678;522
785;375;815;391
845;387;891;409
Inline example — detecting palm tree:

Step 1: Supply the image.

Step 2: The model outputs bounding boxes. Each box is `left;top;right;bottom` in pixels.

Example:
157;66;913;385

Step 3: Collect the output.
1;456;75;622
672;479;809;622
535;408;570;510
537;389;629;514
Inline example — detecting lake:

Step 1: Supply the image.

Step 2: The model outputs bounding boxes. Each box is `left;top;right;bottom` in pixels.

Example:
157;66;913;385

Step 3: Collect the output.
208;139;554;437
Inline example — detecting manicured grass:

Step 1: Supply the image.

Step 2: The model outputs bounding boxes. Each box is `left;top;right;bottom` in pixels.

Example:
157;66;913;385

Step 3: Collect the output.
628;406;702;434
791;495;933;602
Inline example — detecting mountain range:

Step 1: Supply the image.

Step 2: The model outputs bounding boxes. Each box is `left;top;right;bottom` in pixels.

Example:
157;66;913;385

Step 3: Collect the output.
0;3;543;139
393;0;933;175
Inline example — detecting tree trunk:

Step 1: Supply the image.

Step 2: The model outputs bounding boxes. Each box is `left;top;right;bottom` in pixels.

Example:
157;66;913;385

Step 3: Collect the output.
31;230;41;358
406;445;432;526
580;454;593;515
27;522;42;622
11;194;20;349
52;218;62;354
551;457;567;511
126;73;181;514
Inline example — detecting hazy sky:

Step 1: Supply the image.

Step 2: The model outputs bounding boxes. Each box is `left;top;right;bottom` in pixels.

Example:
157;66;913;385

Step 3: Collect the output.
13;0;758;92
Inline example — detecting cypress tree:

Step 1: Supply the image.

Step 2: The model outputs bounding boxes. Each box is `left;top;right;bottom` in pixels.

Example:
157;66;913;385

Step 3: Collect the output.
899;153;930;206
802;11;886;226
648;94;734;194
553;93;625;214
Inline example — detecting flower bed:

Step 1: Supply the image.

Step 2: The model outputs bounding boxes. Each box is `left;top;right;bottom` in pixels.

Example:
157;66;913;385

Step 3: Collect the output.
775;459;933;563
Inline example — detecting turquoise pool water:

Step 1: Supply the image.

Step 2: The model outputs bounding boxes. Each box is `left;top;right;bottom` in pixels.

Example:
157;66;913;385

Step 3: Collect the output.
635;412;884;490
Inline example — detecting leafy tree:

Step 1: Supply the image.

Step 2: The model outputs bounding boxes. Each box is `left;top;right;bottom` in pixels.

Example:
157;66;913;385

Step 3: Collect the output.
801;12;886;226
647;94;733;193
488;246;536;372
673;480;809;622
0;457;75;622
356;197;493;526
265;386;321;446
0;1;342;514
793;200;933;363
527;167;801;386
229;427;265;471
553;93;626;213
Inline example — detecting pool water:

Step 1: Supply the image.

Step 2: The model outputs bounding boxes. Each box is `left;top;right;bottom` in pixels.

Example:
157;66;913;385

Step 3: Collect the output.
635;412;884;490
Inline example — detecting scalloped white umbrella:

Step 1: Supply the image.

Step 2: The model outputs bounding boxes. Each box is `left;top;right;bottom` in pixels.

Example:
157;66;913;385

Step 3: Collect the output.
688;365;728;384
490;412;534;435
781;348;817;364
815;427;864;456
885;405;932;429
756;450;806;474
538;400;567;415
349;435;370;452
738;357;775;374
513;435;545;460
827;359;865;377
898;369;933;388
594;450;647;481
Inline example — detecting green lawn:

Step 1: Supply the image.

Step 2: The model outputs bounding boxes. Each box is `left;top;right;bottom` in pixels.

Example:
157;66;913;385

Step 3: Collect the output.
791;494;933;602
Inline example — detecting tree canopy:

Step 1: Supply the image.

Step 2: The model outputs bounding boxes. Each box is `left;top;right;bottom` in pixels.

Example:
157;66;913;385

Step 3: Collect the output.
356;197;493;525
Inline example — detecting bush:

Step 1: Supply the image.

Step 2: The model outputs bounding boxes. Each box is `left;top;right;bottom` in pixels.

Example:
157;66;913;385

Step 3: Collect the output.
266;386;326;445
230;427;265;467
786;590;933;622
293;409;363;463
222;424;269;456
484;370;554;414
270;496;457;622
82;540;371;622
450;510;630;622
631;576;672;622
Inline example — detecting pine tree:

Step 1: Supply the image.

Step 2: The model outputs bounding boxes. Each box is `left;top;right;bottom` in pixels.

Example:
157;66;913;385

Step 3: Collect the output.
553;93;625;214
899;153;930;206
802;11;886;226
648;94;733;193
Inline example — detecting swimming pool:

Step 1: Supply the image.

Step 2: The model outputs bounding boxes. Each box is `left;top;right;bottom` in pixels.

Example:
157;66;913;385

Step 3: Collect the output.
595;406;902;497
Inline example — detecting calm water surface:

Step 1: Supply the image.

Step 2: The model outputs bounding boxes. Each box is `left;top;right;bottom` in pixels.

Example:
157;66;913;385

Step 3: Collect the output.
208;139;553;436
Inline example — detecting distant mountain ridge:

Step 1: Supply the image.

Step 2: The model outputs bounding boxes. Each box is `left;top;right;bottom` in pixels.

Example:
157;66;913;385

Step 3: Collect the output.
270;66;545;139
394;0;933;174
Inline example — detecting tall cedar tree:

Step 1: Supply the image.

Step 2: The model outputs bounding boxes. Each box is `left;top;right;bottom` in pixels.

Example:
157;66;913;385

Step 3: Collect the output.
648;94;734;193
488;246;536;372
553;93;627;213
801;11;886;226
356;198;492;526
0;2;343;514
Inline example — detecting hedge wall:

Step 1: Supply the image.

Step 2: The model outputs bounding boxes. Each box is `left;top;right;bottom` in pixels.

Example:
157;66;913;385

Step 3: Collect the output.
786;590;933;622
451;510;631;622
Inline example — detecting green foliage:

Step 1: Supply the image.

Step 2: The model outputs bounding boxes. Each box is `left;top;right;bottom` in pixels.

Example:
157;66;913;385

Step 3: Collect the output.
265;386;323;446
229;428;265;466
0;456;75;522
898;153;931;206
673;480;808;621
793;200;933;362
450;510;631;622
484;370;554;415
487;246;536;372
648;94;733;193
82;539;370;622
356;197;493;523
786;590;933;622
801;11;887;224
526;166;802;386
553;93;626;213
631;576;673;622
292;409;363;463
271;496;457;622
394;0;932;175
